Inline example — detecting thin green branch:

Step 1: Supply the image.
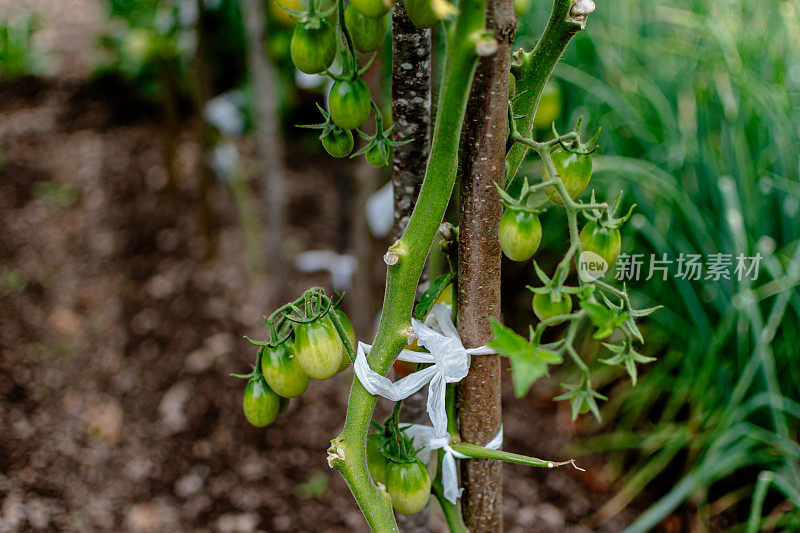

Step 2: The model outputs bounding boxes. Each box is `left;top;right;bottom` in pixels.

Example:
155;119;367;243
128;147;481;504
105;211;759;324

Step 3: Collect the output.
506;0;592;189
451;442;581;470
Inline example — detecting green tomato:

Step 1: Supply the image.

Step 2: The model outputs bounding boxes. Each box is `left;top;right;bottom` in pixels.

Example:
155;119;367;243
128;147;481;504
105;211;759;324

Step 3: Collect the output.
543;147;592;205
405;0;440;28
335;309;356;372
579;221;621;269
290;20;336;74
514;0;532;16
294;316;344;380
345;4;387;53
243;378;280;427
350;0;393;18
329;78;371;130
365;143;390;167
367;437;390;484
321;127;354;158
498;208;542;262
386;458;432;515
533;81;561;129
260;343;310;398
532;292;572;324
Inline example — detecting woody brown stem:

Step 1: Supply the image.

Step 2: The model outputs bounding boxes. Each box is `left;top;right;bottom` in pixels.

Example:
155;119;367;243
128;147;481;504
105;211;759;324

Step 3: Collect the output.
456;0;515;529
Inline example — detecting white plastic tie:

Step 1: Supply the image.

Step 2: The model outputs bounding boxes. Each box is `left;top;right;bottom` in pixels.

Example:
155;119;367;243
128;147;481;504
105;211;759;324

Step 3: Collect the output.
354;304;496;437
401;424;503;504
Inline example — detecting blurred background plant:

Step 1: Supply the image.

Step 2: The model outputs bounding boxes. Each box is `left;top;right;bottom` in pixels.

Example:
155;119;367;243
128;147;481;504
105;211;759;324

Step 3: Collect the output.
514;0;800;530
0;16;48;80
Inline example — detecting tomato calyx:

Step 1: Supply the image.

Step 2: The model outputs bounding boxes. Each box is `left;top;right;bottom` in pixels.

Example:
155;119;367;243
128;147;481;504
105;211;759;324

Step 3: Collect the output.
276;0;336;25
552;115;601;156
581;190;635;232
495;176;548;214
370;402;423;465
526;261;583;325
351;100;410;167
300;104;355;158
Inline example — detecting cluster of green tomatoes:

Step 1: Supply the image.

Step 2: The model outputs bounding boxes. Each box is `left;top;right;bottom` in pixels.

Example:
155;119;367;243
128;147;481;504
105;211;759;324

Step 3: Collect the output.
497;136;632;323
286;0;452;164
236;299;355;428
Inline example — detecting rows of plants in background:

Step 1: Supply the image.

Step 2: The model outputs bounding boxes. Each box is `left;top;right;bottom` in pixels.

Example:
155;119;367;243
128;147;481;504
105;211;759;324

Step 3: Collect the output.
514;0;800;530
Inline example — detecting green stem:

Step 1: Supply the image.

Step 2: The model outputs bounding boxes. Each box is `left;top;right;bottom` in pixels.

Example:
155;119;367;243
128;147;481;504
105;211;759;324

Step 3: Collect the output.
432;462;470;533
328;306;357;364
505;0;588;190
433;383;469;531
451;442;577;469
327;0;490;528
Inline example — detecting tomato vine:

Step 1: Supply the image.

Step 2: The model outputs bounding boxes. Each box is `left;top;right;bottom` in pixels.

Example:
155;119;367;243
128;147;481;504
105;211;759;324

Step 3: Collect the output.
233;0;665;530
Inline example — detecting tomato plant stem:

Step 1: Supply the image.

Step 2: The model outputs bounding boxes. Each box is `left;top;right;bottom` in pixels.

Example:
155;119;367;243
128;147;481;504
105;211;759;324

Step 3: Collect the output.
328;0;490;527
505;0;589;189
391;6;433;529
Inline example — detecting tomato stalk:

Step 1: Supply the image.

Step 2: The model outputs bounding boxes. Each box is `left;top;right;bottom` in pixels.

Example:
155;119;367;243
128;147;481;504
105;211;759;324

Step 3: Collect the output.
505;0;593;189
431;384;468;532
327;0;491;527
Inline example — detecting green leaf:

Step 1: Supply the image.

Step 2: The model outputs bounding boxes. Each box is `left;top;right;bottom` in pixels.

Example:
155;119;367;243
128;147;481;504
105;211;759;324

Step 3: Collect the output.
580;300;628;339
600;341;656;386
488;319;563;398
554;380;607;422
414;273;454;320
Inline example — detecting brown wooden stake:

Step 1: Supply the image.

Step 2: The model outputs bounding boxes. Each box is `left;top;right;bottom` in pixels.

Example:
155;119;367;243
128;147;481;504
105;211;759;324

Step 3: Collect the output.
391;1;432;531
456;0;515;529
240;0;289;306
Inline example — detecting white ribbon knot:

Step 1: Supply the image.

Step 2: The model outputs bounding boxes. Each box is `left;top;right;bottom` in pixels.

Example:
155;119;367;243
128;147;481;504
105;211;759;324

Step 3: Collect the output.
354;304;496;437
402;424;503;503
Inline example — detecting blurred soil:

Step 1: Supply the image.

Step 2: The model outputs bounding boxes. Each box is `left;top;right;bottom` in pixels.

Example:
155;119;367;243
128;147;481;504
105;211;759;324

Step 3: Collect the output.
0;0;639;532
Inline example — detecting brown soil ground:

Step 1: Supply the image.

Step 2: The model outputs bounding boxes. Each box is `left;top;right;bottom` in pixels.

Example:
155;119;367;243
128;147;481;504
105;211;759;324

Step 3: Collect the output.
0;1;643;532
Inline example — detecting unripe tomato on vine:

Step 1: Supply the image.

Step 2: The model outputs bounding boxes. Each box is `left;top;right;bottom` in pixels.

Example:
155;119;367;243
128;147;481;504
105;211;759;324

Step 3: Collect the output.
345;4;387;53
543;147;592;205
243;378;280;427
329;77;372;130
321;127;354;158
532;292;572;324
580;220;621;269
578;191;634;273
350;0;394;19
294;315;344;380
405;0;455;29
498;207;542;262
385;459;432;514
290;20;336;74
260;343;310;398
365;142;391;167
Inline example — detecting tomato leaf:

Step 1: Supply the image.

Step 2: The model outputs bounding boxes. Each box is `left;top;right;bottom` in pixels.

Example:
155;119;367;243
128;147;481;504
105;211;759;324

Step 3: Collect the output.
579;300;628;339
488;318;563;398
554;380;607;422
414;273;454;320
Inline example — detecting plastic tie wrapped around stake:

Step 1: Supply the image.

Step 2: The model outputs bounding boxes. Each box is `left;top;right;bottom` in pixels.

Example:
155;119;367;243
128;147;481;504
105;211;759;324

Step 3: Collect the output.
402;424;503;503
354;304;496;437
